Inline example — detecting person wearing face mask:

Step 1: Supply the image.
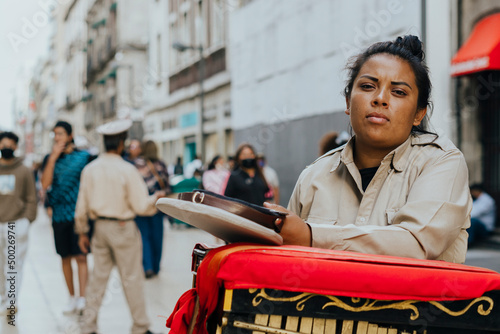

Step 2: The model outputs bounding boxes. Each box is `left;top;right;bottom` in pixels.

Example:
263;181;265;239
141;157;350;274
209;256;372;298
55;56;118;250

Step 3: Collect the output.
224;143;270;205
202;155;230;195
0;131;37;316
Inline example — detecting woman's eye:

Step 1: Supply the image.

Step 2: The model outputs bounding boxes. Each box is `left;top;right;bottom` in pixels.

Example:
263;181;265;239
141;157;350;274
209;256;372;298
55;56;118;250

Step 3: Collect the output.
361;84;374;89
394;90;407;96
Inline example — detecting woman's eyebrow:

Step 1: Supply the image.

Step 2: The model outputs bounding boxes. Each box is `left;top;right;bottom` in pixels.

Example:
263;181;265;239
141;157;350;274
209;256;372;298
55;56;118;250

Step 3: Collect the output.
391;81;412;90
359;74;378;82
359;75;412;90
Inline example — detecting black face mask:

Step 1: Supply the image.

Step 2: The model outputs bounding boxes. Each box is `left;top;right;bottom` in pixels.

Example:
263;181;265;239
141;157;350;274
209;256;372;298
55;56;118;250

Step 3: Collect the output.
0;148;14;160
241;158;257;169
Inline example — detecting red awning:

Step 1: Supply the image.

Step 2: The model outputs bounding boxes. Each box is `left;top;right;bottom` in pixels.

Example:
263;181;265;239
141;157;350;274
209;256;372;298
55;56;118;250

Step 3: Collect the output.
451;13;500;77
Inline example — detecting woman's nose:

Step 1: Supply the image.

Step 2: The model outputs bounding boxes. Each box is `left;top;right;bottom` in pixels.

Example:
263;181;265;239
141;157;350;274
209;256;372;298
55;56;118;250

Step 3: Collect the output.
372;89;389;107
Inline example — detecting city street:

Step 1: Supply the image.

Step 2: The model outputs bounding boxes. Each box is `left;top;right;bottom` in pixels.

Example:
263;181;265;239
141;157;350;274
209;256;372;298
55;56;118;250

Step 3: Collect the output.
2;207;500;334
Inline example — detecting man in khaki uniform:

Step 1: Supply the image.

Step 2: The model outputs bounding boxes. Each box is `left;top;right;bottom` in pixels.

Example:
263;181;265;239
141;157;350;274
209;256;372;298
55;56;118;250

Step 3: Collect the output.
75;119;162;334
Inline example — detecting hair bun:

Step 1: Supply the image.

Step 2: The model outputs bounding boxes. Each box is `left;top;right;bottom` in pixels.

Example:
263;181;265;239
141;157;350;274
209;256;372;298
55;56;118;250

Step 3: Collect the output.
395;35;425;61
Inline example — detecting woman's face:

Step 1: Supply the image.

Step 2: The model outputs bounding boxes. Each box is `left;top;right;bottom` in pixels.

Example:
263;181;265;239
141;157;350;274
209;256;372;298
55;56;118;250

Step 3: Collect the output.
216;157;225;166
346;53;426;152
238;147;255;161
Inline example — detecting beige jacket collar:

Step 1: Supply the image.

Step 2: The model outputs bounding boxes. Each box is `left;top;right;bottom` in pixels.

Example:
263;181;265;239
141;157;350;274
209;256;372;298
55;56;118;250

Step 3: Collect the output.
329;133;441;173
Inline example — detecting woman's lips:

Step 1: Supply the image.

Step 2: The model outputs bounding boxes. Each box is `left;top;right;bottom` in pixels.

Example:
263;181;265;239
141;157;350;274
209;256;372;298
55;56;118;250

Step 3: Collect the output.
366;113;389;124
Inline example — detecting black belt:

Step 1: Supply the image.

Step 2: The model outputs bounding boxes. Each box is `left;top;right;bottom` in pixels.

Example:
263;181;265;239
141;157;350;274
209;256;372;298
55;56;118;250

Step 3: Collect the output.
96;216;134;221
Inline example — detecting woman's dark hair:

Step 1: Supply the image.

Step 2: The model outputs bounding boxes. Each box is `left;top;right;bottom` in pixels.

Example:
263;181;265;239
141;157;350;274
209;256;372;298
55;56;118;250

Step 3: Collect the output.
208;155;221;170
141;140;158;161
343;35;434;135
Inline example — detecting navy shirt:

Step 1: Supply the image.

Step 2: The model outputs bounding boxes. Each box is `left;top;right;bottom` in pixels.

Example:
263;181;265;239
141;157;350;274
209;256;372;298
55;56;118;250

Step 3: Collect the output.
224;168;269;205
359;166;379;191
42;150;91;223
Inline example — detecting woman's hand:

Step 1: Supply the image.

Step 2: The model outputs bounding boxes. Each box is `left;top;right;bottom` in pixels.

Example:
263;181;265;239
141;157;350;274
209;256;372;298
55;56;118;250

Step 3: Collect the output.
264;202;312;247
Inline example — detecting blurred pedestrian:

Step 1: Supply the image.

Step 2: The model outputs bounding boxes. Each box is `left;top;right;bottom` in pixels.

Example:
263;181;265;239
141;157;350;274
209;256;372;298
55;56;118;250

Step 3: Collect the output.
184;154;202;179
227;155;235;171
173;156;183;175
75;119;163;334
41;121;92;315
202;155;230;195
318;131;350;156
124;139;142;163
469;184;496;245
0;132;37;316
258;154;280;204
224;143;270;205
134;140;170;278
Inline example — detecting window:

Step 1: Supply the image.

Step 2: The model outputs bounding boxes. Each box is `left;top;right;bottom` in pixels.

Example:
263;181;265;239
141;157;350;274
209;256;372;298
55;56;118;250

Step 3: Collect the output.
183;12;189;47
157;34;162;83
110;95;116;114
100;101;106;118
211;0;225;47
195;0;204;47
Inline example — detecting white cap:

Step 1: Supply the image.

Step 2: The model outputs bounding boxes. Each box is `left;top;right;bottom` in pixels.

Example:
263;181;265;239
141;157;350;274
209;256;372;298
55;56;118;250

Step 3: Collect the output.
96;119;132;135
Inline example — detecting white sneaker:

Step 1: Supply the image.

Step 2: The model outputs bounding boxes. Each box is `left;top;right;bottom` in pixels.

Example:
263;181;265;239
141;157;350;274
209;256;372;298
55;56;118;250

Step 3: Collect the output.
75;297;85;315
62;296;77;315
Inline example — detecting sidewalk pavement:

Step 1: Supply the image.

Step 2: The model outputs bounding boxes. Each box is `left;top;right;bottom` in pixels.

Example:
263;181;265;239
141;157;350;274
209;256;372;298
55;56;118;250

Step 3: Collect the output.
1;207;222;334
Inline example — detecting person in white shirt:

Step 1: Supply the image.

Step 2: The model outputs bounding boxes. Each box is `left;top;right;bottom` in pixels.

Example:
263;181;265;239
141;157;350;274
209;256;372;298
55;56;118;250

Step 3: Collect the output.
469;184;496;245
184;155;202;179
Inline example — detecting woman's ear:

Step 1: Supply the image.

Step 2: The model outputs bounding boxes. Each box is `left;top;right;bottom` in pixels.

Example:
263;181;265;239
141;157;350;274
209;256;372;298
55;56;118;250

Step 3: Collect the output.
345;97;350;115
413;107;427;126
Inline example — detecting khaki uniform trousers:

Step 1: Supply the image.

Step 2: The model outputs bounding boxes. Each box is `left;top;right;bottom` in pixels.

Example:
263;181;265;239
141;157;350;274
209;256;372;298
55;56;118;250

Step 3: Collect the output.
81;220;149;334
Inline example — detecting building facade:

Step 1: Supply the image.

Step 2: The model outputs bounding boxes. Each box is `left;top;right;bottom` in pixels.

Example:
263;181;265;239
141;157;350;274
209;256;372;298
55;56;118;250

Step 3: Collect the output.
451;0;500;208
23;0;500;213
85;0;149;146
31;59;57;163
143;0;235;167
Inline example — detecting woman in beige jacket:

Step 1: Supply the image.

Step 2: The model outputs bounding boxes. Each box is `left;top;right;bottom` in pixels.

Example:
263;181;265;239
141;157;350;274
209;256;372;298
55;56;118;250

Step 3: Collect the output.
266;35;471;263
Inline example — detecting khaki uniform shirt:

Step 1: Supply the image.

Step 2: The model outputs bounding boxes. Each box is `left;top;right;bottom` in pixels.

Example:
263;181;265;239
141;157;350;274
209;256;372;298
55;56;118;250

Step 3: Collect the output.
75;153;157;234
288;134;472;263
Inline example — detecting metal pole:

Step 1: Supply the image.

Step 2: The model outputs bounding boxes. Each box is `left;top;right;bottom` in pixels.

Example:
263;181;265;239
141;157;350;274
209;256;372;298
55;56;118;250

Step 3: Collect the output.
455;0;463;150
128;65;134;109
198;46;205;163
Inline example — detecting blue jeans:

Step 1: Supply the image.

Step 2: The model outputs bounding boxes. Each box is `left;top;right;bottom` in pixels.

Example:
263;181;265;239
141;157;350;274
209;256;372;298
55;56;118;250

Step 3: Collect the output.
468;218;490;245
135;213;164;273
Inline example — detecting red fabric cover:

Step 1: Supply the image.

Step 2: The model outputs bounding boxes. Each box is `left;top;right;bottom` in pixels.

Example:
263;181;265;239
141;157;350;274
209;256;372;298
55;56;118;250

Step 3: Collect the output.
167;244;500;333
166;289;197;334
192;244;270;334
217;245;500;301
